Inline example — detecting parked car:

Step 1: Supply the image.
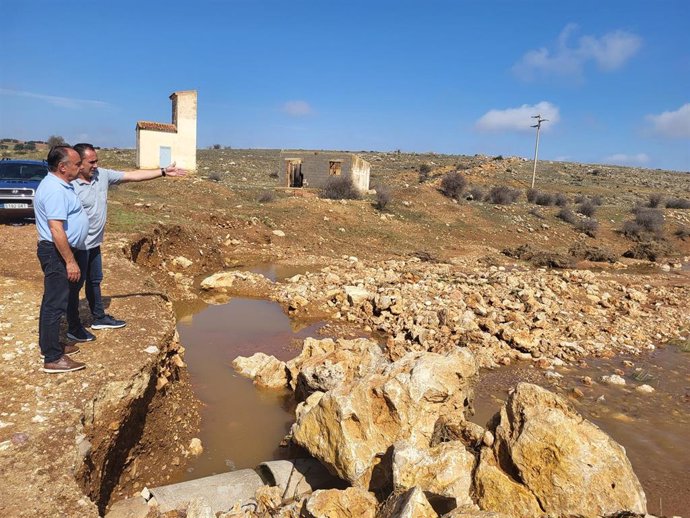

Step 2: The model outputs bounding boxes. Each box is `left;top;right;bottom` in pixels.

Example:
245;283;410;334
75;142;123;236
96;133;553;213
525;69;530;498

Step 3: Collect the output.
0;159;49;219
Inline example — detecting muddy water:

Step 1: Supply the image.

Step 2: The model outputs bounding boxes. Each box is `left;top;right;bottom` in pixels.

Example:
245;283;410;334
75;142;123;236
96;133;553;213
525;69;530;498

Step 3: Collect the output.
173;296;325;483
471;344;690;516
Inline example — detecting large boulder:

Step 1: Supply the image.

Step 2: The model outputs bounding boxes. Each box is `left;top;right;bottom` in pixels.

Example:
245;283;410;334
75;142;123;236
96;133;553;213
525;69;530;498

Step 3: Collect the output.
379;487;438;518
392;440;475;508
286;338;386;400
476;383;647;517
231;352;288;389
302;487;378;518
291;350;477;488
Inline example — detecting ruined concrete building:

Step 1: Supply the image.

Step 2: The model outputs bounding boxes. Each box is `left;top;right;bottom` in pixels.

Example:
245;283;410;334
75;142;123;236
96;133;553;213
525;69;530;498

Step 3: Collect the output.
136;90;197;170
279;150;371;191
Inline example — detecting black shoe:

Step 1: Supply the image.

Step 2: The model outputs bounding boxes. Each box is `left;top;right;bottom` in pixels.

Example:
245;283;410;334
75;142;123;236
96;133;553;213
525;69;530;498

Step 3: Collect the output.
67;327;96;342
91;314;127;329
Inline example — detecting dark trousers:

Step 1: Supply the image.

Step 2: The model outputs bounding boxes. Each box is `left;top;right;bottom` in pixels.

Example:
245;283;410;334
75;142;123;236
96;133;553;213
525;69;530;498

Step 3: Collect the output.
84;246;106;320
66;246;106;330
37;241;86;363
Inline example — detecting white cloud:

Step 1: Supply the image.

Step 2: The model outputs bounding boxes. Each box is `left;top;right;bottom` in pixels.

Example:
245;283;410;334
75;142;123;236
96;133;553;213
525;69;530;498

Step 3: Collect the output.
646;103;690;138
603;153;650;166
282;100;313;116
513;24;642;81
475;101;560;133
0;88;108;109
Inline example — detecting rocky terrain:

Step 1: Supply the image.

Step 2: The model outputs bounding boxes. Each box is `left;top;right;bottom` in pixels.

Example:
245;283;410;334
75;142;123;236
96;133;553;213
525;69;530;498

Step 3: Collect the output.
1;148;689;517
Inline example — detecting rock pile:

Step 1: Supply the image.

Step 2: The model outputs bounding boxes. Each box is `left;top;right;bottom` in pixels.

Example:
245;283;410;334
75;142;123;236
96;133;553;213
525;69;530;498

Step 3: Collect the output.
231;336;651;518
272;257;689;367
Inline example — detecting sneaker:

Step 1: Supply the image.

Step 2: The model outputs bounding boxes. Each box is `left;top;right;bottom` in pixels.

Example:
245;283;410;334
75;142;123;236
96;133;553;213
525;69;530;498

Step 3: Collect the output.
43;355;86;374
91;314;127;330
67;327;96;342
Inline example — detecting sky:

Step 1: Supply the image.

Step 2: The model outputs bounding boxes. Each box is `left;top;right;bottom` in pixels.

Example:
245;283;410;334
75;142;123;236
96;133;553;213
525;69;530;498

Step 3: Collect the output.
1;0;689;171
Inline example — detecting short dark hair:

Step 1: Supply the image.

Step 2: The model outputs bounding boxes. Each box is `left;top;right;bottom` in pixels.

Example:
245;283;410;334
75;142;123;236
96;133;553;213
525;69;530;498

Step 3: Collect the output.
47;145;74;171
73;143;96;158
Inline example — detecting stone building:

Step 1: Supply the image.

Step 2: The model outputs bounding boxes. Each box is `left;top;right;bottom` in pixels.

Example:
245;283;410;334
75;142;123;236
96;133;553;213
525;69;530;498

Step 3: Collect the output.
278;150;371;191
136;90;197;170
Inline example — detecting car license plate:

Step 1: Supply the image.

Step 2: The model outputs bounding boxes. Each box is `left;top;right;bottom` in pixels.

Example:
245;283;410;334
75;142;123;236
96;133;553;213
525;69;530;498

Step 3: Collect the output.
1;203;30;209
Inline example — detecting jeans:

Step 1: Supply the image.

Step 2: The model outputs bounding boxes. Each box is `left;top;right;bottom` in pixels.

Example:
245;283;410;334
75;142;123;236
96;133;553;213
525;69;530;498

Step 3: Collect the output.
84;246;106;320
66;248;89;333
38;241;85;363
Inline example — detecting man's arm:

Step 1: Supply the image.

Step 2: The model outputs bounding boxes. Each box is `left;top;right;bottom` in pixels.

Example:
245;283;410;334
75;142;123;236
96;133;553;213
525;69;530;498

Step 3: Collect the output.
48;220;80;282
121;162;186;183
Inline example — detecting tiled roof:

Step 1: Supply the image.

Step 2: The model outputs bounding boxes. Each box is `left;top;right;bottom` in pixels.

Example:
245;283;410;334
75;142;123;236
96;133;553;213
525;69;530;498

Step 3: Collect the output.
136;121;177;133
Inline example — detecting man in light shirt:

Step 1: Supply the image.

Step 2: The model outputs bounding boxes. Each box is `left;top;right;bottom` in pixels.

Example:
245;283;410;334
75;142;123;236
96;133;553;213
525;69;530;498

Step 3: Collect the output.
66;143;186;341
35;146;89;373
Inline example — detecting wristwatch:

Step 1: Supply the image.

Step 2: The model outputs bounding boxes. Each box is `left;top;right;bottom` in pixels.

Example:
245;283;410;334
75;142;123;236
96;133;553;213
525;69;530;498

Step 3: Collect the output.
161;167;167;177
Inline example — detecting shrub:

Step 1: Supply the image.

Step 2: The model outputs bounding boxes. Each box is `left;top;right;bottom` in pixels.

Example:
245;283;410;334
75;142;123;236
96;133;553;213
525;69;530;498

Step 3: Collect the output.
535;192;555;206
575;218;599;237
569;242;617;263
526;188;539;203
623;241;674;261
493;155;504;160
486;186;520;205
647;193;664;208
208;171;222;182
257;190;275;203
418;163;432;183
623;208;664;240
374;185;393;210
634;208;664;233
557;208;577;224
674;226;690;240
321;176;361;200
268;170;279;179
665;198;690;209
575;194;602;206
440;171;467;200
622;220;644;239
554;193;568;207
467;186;485;201
46;135;66;148
576;200;597;217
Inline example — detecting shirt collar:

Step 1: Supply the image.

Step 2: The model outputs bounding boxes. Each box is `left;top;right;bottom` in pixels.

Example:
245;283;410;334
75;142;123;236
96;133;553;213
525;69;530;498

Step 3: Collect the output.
74;169;100;185
48;172;74;189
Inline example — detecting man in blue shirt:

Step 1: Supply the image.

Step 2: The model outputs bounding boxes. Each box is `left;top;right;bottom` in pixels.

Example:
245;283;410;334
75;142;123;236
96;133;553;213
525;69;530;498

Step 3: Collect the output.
35;146;89;373
66;143;186;340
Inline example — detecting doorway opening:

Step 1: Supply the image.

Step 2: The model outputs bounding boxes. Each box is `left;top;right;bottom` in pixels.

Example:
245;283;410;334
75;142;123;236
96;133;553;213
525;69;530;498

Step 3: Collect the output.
285;159;303;187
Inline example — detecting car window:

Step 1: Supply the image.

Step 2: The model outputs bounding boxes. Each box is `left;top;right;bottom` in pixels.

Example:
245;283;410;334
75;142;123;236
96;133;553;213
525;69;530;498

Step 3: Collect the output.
0;163;48;180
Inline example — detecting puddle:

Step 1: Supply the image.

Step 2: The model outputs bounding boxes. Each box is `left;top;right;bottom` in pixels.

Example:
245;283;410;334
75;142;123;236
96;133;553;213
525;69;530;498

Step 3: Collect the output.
172;297;326;483
471;343;690;516
231;262;323;282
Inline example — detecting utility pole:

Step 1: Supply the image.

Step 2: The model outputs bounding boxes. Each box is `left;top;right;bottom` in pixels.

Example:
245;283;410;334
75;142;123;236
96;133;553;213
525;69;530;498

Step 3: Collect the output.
530;114;548;188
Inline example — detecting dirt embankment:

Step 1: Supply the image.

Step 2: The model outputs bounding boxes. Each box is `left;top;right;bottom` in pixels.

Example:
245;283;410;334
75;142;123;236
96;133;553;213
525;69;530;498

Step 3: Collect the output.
0;225;199;517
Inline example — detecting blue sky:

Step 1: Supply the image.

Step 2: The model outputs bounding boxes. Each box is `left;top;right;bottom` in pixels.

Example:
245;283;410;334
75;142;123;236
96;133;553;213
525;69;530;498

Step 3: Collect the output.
1;0;689;170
